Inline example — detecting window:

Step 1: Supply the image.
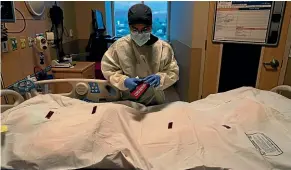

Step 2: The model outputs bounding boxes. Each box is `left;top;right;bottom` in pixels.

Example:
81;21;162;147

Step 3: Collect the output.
112;1;169;40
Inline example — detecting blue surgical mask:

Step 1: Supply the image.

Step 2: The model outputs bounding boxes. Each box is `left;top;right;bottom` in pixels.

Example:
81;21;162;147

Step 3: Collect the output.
130;32;151;46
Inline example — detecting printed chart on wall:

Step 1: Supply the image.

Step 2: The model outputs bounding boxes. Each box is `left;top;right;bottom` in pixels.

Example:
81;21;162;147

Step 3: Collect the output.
213;1;272;44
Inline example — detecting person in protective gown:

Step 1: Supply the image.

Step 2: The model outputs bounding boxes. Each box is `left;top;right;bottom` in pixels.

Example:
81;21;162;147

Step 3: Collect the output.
101;4;179;106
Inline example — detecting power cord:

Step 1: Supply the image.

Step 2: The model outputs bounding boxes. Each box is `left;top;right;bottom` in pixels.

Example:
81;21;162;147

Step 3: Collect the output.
5;8;26;33
34;67;47;81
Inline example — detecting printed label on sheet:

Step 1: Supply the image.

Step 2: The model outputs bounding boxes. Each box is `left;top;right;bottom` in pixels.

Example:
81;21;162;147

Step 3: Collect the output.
246;133;283;156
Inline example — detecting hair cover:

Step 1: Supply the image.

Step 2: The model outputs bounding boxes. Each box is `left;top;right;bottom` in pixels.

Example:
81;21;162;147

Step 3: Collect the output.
128;4;152;26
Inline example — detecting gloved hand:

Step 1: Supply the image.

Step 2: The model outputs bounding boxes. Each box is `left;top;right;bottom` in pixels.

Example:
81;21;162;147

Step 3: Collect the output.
124;78;142;91
143;74;160;87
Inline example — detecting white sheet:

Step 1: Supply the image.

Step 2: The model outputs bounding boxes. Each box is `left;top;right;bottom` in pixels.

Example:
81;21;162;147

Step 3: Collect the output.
1;87;291;170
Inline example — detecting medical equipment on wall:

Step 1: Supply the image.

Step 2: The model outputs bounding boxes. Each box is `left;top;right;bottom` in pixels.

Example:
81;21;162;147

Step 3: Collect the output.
1;1;13;52
35;34;48;51
1;24;9;52
45;31;54;45
34;34;48;65
1;2;25;53
49;3;66;64
1;1;15;22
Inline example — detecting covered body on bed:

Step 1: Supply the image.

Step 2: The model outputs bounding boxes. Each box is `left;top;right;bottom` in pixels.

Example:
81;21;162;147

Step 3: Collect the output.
1;87;291;170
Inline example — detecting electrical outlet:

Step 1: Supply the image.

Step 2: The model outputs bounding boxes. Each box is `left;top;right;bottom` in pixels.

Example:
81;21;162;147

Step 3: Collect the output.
10;37;17;51
28;37;33;47
20;38;26;49
1;41;8;53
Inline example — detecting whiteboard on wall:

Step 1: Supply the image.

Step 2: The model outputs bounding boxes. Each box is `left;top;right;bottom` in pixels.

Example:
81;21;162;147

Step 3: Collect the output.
212;1;279;45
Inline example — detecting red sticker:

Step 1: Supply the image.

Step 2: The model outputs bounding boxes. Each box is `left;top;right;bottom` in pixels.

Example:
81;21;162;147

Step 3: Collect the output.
130;83;149;99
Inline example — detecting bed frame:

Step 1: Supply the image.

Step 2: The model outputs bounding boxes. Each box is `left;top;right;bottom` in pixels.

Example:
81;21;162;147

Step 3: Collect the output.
1;80;291;113
1;79;121;112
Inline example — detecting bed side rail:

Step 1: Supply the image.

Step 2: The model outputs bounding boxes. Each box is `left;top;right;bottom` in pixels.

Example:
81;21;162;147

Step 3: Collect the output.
270;85;291;99
1;89;25;112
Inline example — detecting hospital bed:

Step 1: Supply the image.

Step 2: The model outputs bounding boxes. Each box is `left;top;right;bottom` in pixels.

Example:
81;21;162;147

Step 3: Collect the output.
1;79;291;170
1;79;121;112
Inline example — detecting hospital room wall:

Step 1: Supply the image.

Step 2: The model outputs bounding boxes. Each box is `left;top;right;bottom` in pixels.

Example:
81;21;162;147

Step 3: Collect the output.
1;2;78;105
1;1;78;88
170;1;209;102
1;1;51;88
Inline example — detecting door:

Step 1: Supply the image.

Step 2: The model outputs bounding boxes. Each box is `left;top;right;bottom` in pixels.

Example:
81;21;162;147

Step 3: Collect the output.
202;2;291;98
218;43;262;93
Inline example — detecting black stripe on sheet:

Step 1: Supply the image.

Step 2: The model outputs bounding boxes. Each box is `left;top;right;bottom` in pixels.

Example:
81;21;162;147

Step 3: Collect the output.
92;106;97;114
222;125;231;129
45;111;54;119
168;122;173;129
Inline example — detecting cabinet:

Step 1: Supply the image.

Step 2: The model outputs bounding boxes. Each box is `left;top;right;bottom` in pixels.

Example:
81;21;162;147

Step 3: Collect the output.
52;62;95;93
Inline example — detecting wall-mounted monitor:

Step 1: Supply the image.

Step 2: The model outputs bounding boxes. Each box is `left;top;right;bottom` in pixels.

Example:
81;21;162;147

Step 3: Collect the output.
212;1;286;46
1;1;15;23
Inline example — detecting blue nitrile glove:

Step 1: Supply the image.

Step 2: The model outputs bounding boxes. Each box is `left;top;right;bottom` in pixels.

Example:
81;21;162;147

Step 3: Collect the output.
143;74;160;87
124;78;142;91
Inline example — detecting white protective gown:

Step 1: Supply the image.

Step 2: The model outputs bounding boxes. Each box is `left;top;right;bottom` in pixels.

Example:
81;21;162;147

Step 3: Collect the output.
101;35;179;105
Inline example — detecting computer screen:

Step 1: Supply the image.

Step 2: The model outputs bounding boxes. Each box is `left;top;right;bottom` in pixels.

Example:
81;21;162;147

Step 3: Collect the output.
93;10;105;31
1;1;15;23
